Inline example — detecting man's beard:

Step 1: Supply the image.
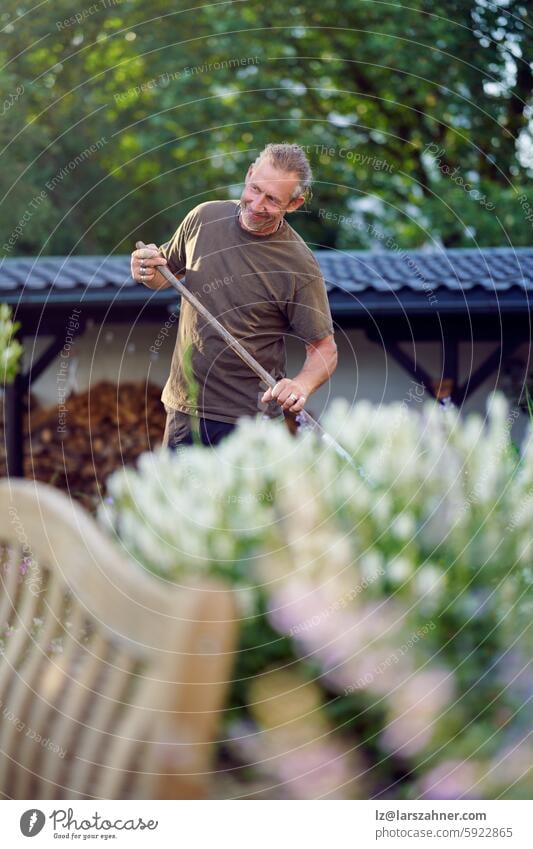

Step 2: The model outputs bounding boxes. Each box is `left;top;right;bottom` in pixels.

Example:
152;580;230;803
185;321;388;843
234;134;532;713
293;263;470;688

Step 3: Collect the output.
239;201;277;232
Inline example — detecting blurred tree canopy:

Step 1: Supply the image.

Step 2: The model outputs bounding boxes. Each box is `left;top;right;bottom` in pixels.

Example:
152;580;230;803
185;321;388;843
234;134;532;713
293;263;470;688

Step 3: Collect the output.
1;0;531;256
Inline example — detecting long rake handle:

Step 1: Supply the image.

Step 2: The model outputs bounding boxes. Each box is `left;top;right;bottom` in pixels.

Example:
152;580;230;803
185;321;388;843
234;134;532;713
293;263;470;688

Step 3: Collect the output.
135;241;352;460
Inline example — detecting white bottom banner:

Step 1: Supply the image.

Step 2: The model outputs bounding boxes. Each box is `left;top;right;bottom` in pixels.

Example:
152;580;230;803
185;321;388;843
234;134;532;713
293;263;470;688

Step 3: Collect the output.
3;799;531;848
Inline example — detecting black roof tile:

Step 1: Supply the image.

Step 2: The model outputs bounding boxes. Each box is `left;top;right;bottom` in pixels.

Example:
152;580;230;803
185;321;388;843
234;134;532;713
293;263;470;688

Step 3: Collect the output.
1;248;532;317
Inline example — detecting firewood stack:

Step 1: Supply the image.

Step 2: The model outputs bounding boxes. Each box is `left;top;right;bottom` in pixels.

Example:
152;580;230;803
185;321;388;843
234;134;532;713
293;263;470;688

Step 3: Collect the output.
0;381;166;512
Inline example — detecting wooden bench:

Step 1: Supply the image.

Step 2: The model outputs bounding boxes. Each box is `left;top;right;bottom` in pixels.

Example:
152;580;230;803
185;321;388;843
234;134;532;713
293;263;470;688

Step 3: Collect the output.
0;479;236;799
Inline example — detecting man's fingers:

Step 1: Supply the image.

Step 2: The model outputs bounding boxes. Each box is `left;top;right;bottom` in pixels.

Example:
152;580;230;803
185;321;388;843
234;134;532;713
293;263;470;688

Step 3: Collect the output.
131;244;167;285
282;395;298;410
263;380;306;410
271;380;288;400
291;396;306;413
141;256;167;267
134;245;167;263
279;388;302;409
264;379;307;409
137;253;167;265
284;396;305;412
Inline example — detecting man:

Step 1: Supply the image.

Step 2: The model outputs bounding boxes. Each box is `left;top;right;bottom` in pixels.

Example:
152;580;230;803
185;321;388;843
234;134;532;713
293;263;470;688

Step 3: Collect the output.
130;143;337;448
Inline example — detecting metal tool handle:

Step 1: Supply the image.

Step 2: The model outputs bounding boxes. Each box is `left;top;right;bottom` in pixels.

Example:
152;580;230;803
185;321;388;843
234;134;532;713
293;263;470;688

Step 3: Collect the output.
135;241;352;459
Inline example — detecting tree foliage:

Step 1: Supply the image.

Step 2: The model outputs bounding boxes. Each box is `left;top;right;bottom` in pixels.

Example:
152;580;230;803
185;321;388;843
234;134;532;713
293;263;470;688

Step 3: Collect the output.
1;0;531;255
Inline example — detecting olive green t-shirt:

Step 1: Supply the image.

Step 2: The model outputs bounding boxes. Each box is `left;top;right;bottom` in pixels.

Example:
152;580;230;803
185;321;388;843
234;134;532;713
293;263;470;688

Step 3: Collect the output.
158;200;334;424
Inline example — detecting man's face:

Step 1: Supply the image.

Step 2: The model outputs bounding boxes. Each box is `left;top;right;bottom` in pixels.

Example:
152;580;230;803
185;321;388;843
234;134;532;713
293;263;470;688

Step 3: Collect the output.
239;159;305;234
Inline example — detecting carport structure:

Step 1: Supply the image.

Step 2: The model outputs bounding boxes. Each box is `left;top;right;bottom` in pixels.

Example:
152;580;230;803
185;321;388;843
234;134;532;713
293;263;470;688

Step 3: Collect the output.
2;246;531;476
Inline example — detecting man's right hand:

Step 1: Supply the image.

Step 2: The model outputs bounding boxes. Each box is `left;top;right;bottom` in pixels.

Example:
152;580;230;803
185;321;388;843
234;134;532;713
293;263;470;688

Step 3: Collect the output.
131;243;168;288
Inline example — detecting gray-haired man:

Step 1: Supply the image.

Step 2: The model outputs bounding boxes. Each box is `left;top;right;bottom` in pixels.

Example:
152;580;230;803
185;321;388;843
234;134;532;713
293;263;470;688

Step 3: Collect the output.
131;143;337;447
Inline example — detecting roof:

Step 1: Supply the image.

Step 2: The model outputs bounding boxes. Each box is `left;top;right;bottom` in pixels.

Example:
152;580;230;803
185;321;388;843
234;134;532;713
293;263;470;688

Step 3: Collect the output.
1;247;532;320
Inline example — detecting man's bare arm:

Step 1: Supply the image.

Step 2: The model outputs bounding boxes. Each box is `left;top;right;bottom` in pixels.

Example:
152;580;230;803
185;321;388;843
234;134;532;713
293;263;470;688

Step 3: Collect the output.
261;334;338;413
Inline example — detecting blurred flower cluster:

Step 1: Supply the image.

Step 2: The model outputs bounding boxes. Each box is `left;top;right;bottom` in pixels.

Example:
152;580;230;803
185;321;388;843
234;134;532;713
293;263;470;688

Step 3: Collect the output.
101;393;532;799
0;304;23;384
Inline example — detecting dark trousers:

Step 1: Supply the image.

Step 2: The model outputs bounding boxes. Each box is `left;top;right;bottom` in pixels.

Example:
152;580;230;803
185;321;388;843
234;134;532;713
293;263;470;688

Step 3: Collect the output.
162;407;236;449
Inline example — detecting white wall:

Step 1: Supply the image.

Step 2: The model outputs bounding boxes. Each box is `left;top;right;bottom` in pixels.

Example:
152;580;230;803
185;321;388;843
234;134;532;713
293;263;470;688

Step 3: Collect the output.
29;322;529;443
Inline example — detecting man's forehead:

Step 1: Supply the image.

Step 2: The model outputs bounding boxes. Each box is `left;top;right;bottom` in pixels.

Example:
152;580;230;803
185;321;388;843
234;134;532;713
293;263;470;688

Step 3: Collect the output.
249;160;300;193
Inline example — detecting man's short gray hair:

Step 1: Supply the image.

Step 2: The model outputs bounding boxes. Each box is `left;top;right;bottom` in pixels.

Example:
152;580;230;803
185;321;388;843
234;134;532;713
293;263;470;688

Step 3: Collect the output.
252;143;313;200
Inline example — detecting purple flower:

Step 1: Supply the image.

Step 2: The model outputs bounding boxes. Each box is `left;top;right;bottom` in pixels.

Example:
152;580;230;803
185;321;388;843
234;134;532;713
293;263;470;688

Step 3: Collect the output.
420;759;481;799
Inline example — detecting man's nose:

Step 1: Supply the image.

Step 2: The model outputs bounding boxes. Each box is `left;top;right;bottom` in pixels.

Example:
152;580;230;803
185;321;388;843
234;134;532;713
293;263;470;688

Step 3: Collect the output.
250;193;266;212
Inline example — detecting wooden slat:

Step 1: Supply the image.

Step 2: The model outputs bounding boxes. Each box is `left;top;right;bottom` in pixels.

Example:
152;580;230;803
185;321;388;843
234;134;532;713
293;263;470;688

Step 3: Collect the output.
0;565;49;699
154;583;237;799
14;602;86;798
0;545;24;628
67;648;141;798
0;571;64;794
96;701;154;799
43;629;111;798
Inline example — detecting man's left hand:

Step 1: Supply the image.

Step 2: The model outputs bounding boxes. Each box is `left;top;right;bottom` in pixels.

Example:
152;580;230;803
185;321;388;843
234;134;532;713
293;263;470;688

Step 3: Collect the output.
261;379;307;413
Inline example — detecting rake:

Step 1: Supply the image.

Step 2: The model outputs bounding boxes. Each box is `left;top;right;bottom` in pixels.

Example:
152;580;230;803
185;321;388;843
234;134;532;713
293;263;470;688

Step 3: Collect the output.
136;240;355;466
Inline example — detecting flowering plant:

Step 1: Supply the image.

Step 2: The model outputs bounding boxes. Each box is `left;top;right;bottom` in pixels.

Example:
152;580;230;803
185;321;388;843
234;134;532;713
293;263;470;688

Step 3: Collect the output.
0;304;23;385
101;393;532;799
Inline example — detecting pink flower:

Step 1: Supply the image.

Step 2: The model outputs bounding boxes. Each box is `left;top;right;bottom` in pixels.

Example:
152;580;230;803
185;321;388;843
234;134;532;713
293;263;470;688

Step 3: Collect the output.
269;733;362;799
420;759;481;799
381;667;455;757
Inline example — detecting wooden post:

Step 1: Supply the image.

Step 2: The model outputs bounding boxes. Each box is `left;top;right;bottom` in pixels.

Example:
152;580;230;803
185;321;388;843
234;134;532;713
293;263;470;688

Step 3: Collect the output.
4;372;24;478
433;334;459;402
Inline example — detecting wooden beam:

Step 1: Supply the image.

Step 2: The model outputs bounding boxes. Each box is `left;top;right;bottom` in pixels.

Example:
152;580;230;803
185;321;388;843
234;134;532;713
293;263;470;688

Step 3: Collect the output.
24;334;74;387
4;373;24;478
366;332;436;397
453;338;525;404
434;334;459;401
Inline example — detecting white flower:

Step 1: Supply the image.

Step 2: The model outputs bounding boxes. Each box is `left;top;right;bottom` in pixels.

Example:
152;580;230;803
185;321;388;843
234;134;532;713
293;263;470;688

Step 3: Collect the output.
97;395;531;659
414;564;445;599
359;551;384;586
370;493;393;525
390;512;416;541
388;556;413;584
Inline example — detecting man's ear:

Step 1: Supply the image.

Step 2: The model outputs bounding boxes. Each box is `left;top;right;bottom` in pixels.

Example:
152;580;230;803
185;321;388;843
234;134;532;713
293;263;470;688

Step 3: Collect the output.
286;195;306;213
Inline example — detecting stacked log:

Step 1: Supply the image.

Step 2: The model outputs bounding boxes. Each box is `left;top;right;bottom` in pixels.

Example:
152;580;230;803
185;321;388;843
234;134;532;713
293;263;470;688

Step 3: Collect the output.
0;381;166;513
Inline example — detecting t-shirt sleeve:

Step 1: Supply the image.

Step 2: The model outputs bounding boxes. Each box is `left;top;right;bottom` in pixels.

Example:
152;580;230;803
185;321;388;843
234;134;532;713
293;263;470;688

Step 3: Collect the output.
158;208;196;276
284;260;334;343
